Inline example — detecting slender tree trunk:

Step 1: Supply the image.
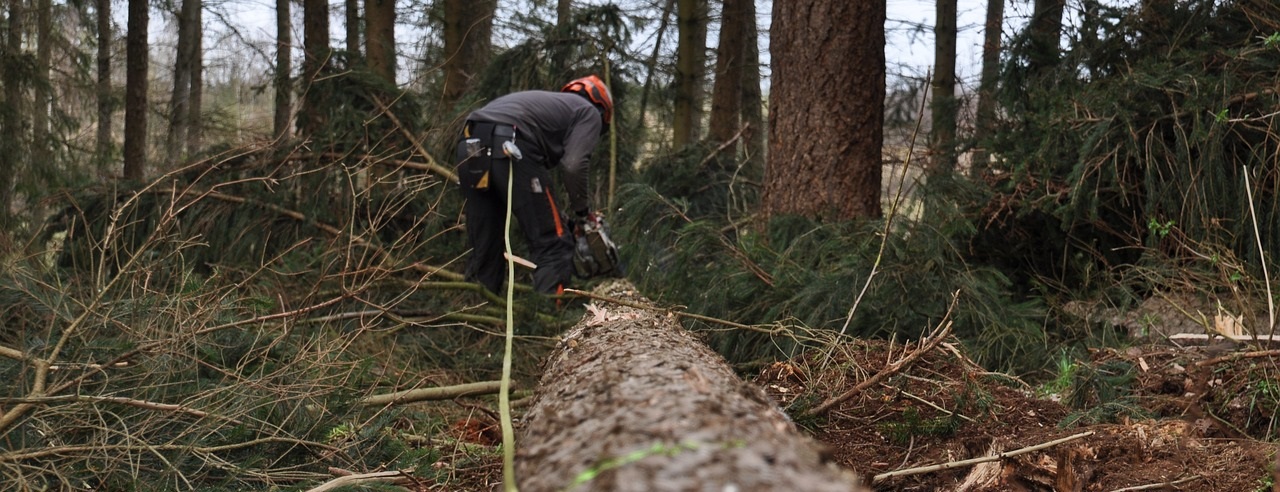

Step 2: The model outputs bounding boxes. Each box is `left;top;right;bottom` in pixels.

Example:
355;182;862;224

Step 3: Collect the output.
739;0;764;174
33;0;51;169
672;0;706;149
187;1;202;153
365;0;395;83
550;0;573;80
345;0;359;58
1028;0;1065;75
123;0;149;180
1138;0;1173;50
637;0;674;133
167;0;196;163
441;0;495;110
707;0;745;148
300;0;331;136
765;0;885;221
972;0;1004;177
929;0;958;177
556;0;571;29
0;0;23;227
273;0;291;139
95;0;113;166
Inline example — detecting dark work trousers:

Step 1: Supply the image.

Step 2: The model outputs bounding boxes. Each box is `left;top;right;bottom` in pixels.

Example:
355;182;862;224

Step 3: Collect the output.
457;139;575;295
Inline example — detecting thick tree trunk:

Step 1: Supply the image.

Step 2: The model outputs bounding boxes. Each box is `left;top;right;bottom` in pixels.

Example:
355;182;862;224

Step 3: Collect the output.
517;283;863;491
764;0;885;221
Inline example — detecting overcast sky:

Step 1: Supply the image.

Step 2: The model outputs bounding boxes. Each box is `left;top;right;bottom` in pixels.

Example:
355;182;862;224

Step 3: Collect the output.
181;0;1045;90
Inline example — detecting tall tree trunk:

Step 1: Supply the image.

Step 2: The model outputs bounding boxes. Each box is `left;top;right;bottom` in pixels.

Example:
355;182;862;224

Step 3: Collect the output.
123;0;149;180
345;0;359;58
672;0;706;149
33;0;51;170
167;0;197;163
187;0;202;153
273;0;292;139
738;0;764;174
300;0;331;136
1028;0;1065;75
929;0;958;177
440;0;494;110
972;0;1004;178
637;0;674;134
707;0;745;148
0;0;23;228
550;0;572;80
765;0;885;221
516;283;864;492
556;0;571;30
95;0;113;166
365;0;394;83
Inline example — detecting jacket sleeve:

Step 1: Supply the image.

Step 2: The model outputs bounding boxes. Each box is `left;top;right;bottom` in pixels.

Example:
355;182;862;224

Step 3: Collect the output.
559;108;603;215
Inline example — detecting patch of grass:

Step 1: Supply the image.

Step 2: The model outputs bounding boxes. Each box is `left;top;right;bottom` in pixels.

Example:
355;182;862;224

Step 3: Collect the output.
1060;399;1150;427
878;406;963;444
1241;367;1280;440
1037;350;1081;399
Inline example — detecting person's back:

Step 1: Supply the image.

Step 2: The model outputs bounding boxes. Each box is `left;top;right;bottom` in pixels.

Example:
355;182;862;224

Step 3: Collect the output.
454;76;613;295
467;91;602;217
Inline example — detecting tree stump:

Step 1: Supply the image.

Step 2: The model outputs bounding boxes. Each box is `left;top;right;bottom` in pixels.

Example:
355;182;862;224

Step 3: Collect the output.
516;281;863;491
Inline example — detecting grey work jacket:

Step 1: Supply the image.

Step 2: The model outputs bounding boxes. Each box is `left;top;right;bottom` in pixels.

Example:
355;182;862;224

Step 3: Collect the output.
467;91;604;215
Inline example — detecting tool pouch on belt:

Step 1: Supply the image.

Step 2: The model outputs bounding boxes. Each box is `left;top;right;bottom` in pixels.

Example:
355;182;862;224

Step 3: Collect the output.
456;122;519;190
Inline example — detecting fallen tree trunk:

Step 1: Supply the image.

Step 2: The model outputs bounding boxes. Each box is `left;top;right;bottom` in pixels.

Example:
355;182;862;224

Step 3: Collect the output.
516;281;863;491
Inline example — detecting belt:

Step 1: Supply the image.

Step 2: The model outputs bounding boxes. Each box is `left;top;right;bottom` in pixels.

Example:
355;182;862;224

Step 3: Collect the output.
465;120;517;141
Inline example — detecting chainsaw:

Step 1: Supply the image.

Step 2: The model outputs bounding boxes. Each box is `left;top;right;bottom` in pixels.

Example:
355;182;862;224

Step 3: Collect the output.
572;213;623;278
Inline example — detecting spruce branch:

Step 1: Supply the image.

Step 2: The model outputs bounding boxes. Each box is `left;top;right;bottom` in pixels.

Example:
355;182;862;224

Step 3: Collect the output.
805;291;958;417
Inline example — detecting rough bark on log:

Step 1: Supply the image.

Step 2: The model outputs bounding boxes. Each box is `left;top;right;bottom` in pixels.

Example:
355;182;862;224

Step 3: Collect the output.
516;281;863;491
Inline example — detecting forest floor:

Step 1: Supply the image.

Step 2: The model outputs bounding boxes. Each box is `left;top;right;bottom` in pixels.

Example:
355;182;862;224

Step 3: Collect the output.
759;338;1280;491
419;314;1280;492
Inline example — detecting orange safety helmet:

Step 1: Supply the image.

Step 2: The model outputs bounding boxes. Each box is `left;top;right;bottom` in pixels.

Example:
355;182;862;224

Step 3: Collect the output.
561;75;614;125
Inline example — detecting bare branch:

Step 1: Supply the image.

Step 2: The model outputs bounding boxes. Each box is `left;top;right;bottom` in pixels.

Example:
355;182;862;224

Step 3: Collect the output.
359;381;502;407
871;431;1094;483
805;292;960;417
